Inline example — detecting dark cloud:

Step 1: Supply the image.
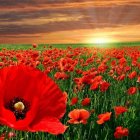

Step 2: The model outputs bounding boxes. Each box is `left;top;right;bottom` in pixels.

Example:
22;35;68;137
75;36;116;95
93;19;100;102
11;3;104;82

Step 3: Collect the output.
0;0;140;6
0;20;134;36
0;4;140;36
0;0;93;6
0;35;41;38
0;4;140;21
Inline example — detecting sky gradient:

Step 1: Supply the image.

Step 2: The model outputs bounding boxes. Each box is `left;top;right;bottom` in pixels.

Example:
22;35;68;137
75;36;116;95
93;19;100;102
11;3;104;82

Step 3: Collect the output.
0;0;140;44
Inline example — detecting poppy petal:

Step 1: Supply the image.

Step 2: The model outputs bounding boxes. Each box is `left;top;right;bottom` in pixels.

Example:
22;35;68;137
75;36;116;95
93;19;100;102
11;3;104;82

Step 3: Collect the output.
68;109;80;120
79;109;90;120
34;77;66;119
0;65;45;103
29;117;67;135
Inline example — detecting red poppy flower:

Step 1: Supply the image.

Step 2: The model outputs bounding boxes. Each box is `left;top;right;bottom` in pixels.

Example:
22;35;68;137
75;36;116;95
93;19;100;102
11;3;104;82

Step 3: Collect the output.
124;66;131;72
8;132;16;139
97;64;108;73
0;136;4;140
32;44;37;48
92;75;103;83
70;97;78;106
111;60;116;66
97;112;112;125
117;74;125;81
81;98;91;106
114;106;128;117
0;65;66;135
90;81;100;90
76;69;83;74
128;71;137;79
114;126;129;139
54;72;69;80
127;87;137;95
119;57;126;65
108;69;114;76
137;76;140;83
100;81;110;92
0;131;16;140
90;75;102;90
68;109;90;124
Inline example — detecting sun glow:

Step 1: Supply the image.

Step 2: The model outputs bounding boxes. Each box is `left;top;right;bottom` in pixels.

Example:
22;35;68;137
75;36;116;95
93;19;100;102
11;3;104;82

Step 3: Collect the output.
87;36;117;44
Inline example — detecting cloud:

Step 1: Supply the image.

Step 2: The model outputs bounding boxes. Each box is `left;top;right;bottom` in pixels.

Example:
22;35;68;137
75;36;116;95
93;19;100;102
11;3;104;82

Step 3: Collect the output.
0;3;140;36
0;0;140;43
0;0;140;12
0;24;140;43
0;0;140;7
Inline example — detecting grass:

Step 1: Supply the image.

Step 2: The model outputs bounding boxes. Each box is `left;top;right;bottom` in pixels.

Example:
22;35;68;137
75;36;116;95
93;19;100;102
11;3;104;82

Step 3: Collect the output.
0;41;140;50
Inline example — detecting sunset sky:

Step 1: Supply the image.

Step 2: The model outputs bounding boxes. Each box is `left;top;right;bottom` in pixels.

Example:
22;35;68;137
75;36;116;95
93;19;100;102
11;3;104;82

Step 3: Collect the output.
0;0;140;44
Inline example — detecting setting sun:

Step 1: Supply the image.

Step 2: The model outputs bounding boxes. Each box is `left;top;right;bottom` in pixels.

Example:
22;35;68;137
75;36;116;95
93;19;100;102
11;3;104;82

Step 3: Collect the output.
86;37;117;44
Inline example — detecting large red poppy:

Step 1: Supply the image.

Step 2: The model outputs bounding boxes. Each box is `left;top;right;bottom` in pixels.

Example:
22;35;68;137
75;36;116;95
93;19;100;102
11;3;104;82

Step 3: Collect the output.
0;65;67;135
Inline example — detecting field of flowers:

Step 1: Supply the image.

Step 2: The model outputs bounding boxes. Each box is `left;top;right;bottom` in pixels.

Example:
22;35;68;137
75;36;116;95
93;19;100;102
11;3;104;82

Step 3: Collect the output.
0;45;140;140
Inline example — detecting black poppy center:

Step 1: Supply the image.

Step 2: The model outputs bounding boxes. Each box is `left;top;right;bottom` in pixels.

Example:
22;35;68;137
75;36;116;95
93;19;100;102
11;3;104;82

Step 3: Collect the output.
5;97;30;120
77;116;82;122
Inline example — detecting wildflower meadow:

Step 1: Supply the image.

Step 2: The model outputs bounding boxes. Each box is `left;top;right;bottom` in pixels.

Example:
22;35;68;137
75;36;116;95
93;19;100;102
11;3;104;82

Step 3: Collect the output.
0;44;140;140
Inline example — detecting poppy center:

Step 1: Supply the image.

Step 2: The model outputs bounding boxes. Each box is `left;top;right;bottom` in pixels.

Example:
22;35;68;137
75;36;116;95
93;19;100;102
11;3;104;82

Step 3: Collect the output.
77;118;82;122
5;97;30;120
14;102;25;111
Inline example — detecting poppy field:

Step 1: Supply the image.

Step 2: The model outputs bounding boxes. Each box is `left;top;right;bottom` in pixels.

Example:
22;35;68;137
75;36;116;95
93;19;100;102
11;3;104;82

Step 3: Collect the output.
0;44;140;140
